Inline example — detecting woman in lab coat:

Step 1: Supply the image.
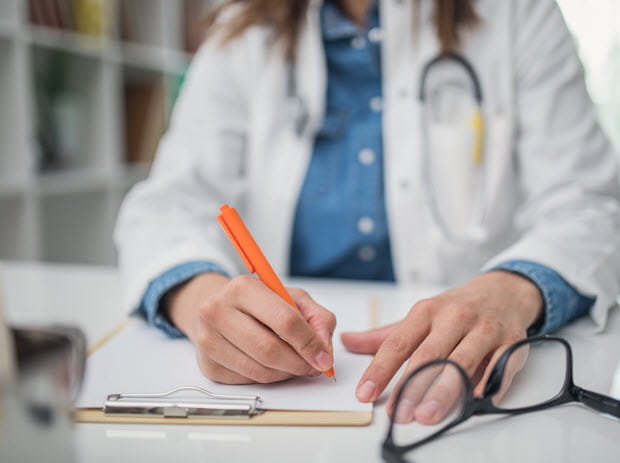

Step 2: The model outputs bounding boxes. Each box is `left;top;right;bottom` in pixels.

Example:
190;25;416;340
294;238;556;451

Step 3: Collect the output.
115;0;620;421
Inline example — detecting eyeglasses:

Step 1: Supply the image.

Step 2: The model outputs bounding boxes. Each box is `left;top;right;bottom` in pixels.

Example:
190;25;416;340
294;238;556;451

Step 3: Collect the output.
382;335;620;463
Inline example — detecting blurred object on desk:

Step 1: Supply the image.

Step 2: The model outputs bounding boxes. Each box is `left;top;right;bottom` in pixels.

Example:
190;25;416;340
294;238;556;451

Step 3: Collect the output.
0;265;87;463
0;268;16;382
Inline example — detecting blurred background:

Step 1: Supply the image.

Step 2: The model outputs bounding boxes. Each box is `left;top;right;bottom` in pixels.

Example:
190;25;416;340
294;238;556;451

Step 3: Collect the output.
0;0;618;267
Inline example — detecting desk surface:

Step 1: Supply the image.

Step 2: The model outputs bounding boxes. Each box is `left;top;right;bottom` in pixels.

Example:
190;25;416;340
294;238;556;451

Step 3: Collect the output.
2;261;620;463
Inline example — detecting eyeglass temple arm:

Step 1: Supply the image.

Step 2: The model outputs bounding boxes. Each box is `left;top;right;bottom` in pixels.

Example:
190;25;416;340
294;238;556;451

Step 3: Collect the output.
574;386;620;419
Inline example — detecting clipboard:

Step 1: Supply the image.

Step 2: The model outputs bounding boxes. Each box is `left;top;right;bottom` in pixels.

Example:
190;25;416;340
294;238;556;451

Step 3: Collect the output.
73;296;379;426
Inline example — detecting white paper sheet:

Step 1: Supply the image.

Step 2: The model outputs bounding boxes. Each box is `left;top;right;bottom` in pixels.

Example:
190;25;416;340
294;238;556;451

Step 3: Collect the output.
77;288;373;412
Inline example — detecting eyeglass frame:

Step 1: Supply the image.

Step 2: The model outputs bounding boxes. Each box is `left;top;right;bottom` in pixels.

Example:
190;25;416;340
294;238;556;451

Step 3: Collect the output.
382;335;620;463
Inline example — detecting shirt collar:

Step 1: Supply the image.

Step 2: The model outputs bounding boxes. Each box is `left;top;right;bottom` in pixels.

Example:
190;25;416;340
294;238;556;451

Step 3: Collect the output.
321;1;378;41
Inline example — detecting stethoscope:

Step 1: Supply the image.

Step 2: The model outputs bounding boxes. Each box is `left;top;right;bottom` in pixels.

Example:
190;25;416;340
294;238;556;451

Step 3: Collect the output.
286;51;487;243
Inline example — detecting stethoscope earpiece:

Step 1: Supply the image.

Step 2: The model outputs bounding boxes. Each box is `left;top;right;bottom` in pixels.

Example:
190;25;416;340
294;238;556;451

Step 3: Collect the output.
287;63;309;136
288;94;308;137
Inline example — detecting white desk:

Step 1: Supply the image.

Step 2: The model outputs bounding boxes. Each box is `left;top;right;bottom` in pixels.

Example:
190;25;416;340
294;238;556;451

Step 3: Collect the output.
3;261;620;463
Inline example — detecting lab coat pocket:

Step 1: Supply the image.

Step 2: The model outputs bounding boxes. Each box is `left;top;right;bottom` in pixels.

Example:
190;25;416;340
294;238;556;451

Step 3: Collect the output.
425;122;479;238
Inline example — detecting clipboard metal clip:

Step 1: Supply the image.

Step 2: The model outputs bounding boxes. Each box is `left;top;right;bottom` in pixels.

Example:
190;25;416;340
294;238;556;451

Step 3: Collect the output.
104;386;264;419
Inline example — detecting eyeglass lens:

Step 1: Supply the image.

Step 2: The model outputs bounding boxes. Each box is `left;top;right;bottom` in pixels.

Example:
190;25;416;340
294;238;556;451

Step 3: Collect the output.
391;361;468;446
493;339;567;410
390;339;570;448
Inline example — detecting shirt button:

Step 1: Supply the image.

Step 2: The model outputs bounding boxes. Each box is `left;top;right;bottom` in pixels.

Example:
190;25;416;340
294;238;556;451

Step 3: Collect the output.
351;36;366;50
369;96;383;112
358;245;377;262
357;216;375;234
368;27;384;43
358;148;376;165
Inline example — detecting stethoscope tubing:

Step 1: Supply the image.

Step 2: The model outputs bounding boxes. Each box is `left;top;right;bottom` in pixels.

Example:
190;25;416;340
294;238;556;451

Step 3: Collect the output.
419;52;483;105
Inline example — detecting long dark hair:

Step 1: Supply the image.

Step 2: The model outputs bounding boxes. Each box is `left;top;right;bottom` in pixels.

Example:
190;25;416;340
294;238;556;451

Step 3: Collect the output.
205;0;479;61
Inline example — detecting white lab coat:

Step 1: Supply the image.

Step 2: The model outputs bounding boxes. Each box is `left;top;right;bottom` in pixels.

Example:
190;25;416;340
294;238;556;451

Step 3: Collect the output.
115;0;620;330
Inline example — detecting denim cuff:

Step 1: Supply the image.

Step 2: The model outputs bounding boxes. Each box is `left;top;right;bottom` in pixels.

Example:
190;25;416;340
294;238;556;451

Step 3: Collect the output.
489;260;595;336
138;261;231;338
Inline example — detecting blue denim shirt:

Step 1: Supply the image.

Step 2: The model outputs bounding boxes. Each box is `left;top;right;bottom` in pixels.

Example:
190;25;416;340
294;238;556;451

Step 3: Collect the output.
290;1;394;281
137;1;594;338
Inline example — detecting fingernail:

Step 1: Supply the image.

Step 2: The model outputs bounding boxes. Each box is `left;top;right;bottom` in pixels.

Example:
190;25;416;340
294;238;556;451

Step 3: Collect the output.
415;400;440;424
307;370;322;377
394;399;416;424
357;380;376;402
314;351;332;371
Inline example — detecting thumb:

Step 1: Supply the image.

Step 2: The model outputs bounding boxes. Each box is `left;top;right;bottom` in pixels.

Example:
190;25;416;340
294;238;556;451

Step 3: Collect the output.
341;323;397;354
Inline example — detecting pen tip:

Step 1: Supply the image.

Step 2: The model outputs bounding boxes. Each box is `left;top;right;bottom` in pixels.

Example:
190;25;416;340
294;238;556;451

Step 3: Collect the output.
331;375;337;383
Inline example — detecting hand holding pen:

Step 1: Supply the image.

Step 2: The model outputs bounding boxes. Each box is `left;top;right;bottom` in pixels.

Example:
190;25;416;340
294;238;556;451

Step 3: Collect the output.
164;206;336;384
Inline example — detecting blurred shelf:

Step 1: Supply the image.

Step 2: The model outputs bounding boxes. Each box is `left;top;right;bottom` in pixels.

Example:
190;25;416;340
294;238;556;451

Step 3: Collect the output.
0;0;215;265
0;21;18;40
35;163;151;197
0;178;29;198
28;24;114;61
122;42;191;74
26;27;193;75
36;167;113;196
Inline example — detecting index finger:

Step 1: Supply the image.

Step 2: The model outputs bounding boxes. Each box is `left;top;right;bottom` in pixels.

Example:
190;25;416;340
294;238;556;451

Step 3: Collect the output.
355;320;429;403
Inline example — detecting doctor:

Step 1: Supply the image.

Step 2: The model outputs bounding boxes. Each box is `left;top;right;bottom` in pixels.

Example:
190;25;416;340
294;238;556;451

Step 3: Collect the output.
115;0;620;420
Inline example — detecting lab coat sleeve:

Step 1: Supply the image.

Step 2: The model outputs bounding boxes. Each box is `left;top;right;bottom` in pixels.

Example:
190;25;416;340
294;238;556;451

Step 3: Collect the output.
483;0;620;330
114;31;254;312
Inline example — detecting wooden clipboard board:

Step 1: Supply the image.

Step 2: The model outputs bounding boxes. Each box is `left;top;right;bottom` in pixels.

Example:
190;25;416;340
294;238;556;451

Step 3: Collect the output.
73;297;380;427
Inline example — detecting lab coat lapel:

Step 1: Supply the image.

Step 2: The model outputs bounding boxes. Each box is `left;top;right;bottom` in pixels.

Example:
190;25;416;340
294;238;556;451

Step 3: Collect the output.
250;1;327;277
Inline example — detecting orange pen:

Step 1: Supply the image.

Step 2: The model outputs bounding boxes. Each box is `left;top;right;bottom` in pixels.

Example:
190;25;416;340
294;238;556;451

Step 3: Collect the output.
217;204;336;381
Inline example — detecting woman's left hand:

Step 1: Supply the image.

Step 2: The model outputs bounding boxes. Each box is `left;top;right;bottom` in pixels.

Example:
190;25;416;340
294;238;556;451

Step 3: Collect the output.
341;270;543;423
